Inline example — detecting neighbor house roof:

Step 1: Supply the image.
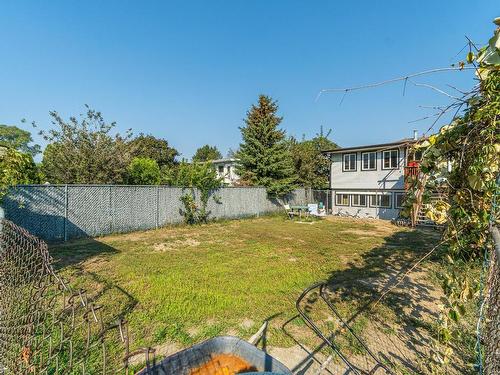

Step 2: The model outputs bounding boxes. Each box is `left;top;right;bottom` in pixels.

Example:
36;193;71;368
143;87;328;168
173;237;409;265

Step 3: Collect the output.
210;158;239;164
322;138;419;154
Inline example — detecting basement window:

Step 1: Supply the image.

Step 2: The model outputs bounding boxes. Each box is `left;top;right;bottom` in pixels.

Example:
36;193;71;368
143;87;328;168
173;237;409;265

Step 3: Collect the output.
336;193;350;206
394;193;405;209
370;194;391;208
351;194;367;207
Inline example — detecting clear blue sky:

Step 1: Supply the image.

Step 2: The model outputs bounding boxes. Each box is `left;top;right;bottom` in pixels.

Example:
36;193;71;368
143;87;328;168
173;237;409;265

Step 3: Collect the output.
1;1;498;160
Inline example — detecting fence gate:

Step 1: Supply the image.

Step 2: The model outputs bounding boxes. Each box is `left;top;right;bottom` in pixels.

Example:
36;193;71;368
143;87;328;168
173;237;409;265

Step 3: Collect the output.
310;189;332;214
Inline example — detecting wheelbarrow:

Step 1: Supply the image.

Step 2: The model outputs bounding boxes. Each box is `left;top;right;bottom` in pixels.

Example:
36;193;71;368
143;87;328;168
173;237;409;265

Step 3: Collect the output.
136;335;291;375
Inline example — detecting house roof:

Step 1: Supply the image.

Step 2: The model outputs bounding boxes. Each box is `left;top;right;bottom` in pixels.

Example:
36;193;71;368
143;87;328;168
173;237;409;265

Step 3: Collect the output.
322;138;419;154
210;158;239;164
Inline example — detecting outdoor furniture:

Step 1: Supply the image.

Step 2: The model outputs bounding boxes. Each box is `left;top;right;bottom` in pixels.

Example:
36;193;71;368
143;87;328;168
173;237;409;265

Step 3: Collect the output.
283;204;297;220
290;205;310;219
318;201;326;216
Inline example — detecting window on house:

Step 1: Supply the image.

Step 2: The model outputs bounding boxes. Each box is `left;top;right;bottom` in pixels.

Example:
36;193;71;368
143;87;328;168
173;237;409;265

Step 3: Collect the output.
218;165;224;174
383;149;399;169
352;194;367;207
343;153;356;171
226;166;231;174
394;193;405;209
407;150;423;164
361;152;376;170
336;193;350;206
370;194;391;208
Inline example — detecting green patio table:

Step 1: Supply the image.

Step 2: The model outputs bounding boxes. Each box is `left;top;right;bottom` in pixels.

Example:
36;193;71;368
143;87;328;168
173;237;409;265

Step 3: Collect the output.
290;205;310;219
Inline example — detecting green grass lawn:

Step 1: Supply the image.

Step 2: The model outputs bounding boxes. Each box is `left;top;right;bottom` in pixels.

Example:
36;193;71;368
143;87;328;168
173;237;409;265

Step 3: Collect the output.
51;215;443;355
43;214;482;375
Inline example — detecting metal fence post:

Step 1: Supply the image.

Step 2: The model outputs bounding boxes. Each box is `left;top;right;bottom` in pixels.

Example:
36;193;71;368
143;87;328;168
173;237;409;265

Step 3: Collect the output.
0;206;4;234
156;186;159;229
64;185;68;242
109;185;113;234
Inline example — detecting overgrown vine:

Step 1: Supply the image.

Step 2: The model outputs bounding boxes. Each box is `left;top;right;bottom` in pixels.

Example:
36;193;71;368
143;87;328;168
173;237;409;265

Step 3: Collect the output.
165;161;223;224
403;21;500;372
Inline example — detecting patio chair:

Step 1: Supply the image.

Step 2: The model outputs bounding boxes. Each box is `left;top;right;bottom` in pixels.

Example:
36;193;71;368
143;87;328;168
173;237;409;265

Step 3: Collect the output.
318;201;326;216
283;204;296;220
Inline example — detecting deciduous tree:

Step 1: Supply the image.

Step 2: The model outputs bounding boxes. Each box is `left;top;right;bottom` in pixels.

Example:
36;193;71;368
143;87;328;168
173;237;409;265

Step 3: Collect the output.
291;128;338;189
0;146;40;200
192;145;222;162
0;124;40;156
41;105;132;184
127;134;178;168
127;157;161;185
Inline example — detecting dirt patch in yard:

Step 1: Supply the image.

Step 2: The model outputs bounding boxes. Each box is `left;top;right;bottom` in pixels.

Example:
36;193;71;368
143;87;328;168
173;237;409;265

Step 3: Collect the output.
272;262;463;374
153;238;201;252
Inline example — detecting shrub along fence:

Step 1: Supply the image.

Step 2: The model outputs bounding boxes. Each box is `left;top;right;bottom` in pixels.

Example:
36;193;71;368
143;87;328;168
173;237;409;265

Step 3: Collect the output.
2;185;310;242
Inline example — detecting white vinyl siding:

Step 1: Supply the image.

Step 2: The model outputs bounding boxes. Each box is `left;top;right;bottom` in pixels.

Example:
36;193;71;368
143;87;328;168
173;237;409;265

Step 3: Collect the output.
336;193;350;206
352;194;367;207
383;149;399;169
361;152;376;171
343;153;356;171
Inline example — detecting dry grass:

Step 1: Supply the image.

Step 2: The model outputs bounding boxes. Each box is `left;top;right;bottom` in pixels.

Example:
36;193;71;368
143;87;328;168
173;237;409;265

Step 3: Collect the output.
49;215;474;374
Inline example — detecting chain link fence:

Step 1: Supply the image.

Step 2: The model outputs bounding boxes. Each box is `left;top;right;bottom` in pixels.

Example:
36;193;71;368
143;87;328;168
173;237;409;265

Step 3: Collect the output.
0;217;159;374
309;190;332;214
483;225;500;375
3;186;309;242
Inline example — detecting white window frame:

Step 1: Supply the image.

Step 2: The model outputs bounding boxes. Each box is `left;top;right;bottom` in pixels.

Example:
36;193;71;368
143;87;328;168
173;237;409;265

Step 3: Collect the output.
361;151;377;171
382;149;399;170
351;194;367;207
335;193;350;206
343;153;357;172
370;193;392;208
394;192;405;209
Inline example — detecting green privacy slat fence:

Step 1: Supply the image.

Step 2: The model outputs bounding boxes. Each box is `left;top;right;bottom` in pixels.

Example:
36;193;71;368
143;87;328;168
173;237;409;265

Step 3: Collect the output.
3;185;310;242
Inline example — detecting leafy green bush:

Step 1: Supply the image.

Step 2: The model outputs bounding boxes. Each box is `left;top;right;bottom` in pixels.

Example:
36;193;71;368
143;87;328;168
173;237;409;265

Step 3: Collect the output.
127;157;161;185
0;146;40;200
165;161;222;224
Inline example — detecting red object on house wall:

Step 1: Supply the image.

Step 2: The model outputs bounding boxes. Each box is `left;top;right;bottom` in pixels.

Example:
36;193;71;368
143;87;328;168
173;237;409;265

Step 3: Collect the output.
404;162;420;190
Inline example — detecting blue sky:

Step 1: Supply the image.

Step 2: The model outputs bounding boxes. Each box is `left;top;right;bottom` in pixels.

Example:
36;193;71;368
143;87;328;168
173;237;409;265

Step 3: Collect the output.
1;1;498;160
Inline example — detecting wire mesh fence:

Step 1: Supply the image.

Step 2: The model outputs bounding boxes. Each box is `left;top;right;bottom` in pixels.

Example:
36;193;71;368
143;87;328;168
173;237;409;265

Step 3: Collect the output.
0;218;157;374
483;225;500;375
4;186;309;242
309;189;332;214
1;196;498;374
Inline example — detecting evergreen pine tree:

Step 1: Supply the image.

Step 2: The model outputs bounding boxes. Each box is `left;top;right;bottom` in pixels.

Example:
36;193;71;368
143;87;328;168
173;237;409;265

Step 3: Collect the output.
236;95;296;197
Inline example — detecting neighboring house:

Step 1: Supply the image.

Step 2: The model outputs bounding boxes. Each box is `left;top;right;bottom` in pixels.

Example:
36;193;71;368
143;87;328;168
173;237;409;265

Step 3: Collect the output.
211;158;240;186
323;136;421;220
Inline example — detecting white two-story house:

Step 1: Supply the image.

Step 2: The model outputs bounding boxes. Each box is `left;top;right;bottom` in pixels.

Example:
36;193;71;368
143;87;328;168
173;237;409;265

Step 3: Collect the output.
211;158;240;186
323;137;421;220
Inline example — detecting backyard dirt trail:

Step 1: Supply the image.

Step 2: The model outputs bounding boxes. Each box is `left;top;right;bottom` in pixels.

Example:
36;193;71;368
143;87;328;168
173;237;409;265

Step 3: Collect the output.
267;263;460;374
262;221;469;375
